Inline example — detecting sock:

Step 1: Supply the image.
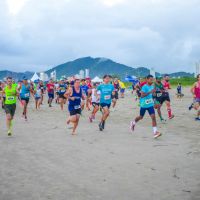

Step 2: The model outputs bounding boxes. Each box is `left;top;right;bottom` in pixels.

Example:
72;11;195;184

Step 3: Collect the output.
167;108;172;118
153;127;157;134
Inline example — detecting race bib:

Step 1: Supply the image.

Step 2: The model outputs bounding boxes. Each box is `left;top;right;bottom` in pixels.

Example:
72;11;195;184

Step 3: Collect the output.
61;90;65;93
74;105;81;110
104;95;111;100
8;96;14;101
25;93;30;98
145;99;153;104
156;93;162;97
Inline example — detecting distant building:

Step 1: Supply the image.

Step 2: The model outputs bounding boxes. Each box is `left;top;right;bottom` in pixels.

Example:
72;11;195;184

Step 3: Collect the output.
79;70;85;79
40;72;49;81
195;62;200;77
50;70;56;81
85;69;90;78
150;68;156;78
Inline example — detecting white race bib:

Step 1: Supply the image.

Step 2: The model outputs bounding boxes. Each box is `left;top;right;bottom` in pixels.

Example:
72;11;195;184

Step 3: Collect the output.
104;95;111;100
25;93;30;98
157;93;162;97
145;99;153;104
74;105;81;110
61;90;65;93
8;96;14;100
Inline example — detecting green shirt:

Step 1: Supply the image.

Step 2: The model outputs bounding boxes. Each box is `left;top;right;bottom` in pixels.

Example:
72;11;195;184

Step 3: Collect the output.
5;85;17;105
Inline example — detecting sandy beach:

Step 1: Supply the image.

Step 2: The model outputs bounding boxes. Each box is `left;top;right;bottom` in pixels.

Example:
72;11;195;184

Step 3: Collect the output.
0;88;199;200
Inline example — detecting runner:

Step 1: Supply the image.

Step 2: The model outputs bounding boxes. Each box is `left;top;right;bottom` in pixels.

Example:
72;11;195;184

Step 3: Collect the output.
64;79;85;135
176;83;183;99
34;83;42;110
39;80;45;104
58;79;67;110
112;79;120;109
153;77;166;122
130;75;162;139
162;74;175;119
55;81;59;104
18;77;34;121
89;83;100;122
46;79;55;107
2;77;19;136
80;79;89;111
190;74;200;120
119;80;126;98
96;75;115;131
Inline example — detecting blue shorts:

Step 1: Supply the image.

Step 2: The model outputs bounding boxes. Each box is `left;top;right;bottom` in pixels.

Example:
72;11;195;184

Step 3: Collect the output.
120;88;125;93
140;106;155;117
100;103;111;109
48;93;54;99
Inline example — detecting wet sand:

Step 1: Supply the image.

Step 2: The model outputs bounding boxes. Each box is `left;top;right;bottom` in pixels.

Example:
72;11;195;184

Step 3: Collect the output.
0;88;199;200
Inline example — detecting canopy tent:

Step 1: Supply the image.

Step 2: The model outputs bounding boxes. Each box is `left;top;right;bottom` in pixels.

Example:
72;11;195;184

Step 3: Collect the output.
92;76;103;83
31;72;40;82
124;75;138;82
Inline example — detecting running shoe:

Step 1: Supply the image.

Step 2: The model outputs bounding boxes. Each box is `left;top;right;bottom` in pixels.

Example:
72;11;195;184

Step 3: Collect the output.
154;132;162;139
99;123;103;131
188;105;193;111
169;114;175;120
89;116;93;123
102;121;105;129
130;121;135;132
195;117;200;121
8;130;12;136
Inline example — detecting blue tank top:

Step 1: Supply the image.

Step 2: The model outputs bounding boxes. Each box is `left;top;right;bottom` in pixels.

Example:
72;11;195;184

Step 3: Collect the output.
20;84;31;99
68;87;82;111
59;84;66;94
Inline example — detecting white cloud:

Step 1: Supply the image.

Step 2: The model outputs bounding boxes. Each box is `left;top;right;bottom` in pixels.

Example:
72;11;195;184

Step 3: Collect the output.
0;0;199;73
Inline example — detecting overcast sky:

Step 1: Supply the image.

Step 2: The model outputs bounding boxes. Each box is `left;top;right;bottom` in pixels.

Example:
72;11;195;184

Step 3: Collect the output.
0;0;199;73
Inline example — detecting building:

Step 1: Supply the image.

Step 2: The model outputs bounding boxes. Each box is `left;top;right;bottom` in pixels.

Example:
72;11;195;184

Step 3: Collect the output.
40;72;49;81
85;69;90;78
150;68;156;78
79;70;85;79
50;70;56;81
195;62;200;77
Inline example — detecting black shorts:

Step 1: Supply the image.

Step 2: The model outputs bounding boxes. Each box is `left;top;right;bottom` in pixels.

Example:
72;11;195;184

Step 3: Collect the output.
92;102;100;107
112;91;119;100
160;93;170;104
59;94;66;99
69;109;82;116
21;98;29;104
100;103;111;109
4;104;16;117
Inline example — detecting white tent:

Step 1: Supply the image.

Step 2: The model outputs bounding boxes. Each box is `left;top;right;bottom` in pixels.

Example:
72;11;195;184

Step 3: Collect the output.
31;72;40;82
92;76;103;83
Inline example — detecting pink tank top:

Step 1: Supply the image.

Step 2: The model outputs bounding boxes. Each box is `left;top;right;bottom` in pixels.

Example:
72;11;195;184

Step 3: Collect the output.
194;82;200;98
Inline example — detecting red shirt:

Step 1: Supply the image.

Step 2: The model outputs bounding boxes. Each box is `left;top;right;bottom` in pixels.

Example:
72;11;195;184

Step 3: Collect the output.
140;81;147;88
162;80;171;90
47;83;54;93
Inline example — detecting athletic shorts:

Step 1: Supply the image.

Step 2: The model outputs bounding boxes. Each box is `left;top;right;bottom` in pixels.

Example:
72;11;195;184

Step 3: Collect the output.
4;104;16;117
69;108;81;116
160;93;170;104
100;103;111;109
48;93;54;99
35;97;41;100
59;94;66;99
120;88;125;93
140;106;155;117
92;102;100;107
112;91;119;100
194;98;200;103
21;98;30;104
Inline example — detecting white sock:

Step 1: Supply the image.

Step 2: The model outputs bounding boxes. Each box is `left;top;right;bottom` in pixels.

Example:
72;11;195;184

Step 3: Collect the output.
153;127;157;134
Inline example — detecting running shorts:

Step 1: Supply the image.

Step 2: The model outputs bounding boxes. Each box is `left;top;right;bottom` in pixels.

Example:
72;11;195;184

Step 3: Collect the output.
4;104;16;117
140;106;155;117
69;108;82;116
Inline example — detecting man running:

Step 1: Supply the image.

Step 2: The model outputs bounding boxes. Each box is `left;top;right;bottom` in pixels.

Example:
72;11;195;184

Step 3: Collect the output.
154;77;166;122
191;74;200;120
130;75;161;139
96;75;115;131
80;79;89;111
162;74;174;119
46;79;55;107
58;79;67;110
65;79;85;135
34;83;42;110
3;77;19;136
18;77;33;121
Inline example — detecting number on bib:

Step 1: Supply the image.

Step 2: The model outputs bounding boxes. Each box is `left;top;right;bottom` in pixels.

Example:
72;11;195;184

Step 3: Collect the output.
74;105;81;110
145;99;153;104
104;95;111;100
8;96;14;101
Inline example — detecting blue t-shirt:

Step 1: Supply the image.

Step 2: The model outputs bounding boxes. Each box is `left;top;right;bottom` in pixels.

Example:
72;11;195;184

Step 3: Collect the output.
81;85;89;96
20;84;31;99
140;84;154;108
97;84;114;104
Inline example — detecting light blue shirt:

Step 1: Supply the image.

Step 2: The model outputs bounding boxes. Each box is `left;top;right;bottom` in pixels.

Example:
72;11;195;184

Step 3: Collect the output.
140;84;154;108
97;84;114;104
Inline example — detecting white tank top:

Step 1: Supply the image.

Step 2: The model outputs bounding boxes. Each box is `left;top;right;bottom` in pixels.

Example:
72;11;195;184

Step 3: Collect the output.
92;88;100;103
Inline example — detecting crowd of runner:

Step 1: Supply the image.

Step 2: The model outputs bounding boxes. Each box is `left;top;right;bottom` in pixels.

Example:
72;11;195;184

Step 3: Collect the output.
0;73;199;137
